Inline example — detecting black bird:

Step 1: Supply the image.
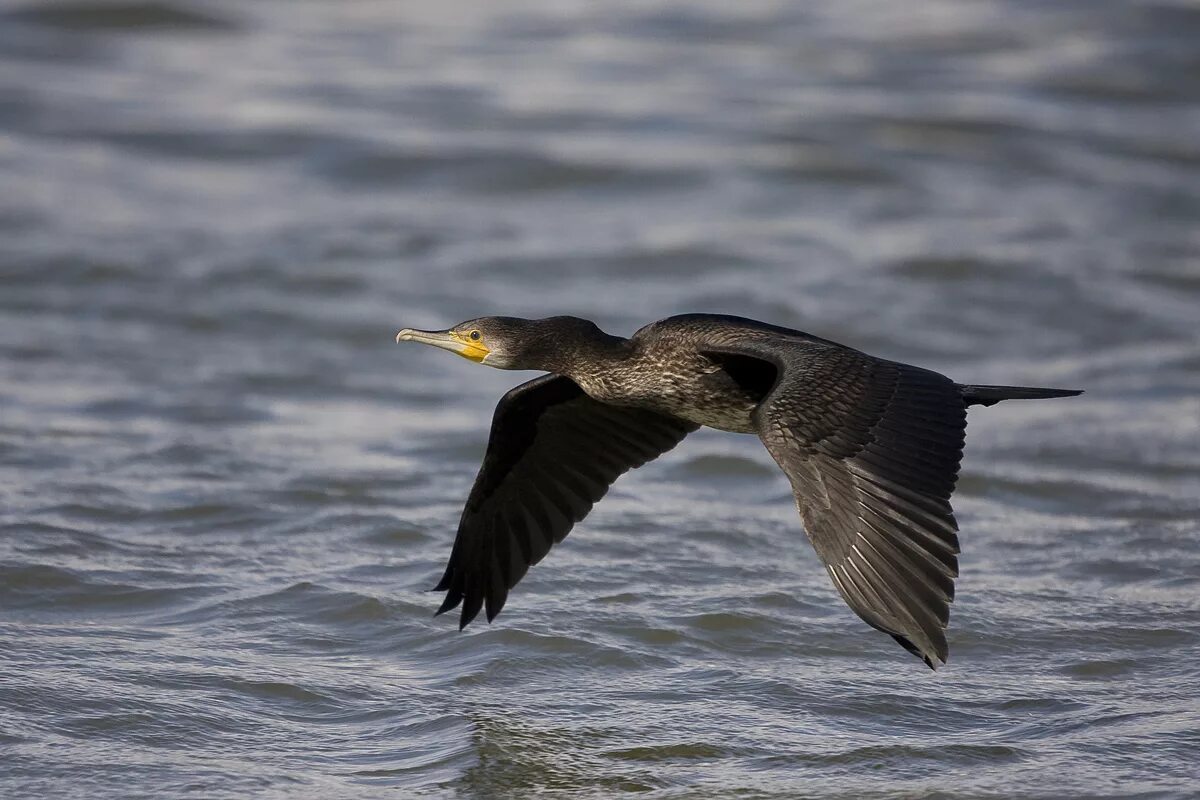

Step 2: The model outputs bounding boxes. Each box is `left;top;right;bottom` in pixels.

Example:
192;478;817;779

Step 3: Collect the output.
396;314;1080;668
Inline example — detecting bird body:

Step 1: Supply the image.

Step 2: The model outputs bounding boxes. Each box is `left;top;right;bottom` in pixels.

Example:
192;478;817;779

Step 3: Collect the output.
569;333;759;433
395;313;1081;669
543;314;820;432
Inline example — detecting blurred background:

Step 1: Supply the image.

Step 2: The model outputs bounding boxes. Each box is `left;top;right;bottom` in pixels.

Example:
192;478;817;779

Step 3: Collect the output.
1;1;1198;798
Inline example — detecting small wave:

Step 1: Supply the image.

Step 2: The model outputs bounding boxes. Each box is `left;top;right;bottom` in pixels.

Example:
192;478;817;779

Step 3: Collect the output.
820;742;1028;767
310;143;699;195
670;453;777;479
1058;658;1138;679
172;582;396;632
4;1;237;32
0;563;217;615
606;741;739;761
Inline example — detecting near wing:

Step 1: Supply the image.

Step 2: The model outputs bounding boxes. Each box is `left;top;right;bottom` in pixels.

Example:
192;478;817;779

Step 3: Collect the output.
705;339;966;668
433;374;697;629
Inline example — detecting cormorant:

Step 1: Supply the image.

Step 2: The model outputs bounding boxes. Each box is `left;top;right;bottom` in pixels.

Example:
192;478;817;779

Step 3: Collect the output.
396;314;1081;669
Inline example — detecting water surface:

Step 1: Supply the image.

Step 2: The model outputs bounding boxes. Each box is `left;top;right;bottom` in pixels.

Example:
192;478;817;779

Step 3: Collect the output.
1;1;1199;797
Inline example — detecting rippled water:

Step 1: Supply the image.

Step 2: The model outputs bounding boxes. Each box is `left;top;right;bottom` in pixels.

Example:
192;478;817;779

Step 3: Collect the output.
2;1;1199;797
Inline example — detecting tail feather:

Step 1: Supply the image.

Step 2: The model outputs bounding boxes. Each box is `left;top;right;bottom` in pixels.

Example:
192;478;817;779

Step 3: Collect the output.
959;384;1083;407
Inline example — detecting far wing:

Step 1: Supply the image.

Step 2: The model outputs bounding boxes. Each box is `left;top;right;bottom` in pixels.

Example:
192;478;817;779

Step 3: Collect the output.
434;374;697;629
705;340;966;668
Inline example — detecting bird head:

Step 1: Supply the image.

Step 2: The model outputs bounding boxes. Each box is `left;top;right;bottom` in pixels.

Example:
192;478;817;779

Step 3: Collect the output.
396;316;608;371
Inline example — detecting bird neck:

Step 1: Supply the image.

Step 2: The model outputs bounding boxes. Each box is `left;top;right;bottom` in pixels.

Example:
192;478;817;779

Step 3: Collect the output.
543;332;631;381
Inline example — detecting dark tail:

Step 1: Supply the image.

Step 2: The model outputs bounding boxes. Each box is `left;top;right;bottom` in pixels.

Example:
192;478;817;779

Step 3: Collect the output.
958;384;1083;407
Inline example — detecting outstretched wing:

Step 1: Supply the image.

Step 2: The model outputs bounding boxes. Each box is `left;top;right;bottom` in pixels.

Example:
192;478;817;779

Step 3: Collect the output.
705;340;966;668
434;374;697;629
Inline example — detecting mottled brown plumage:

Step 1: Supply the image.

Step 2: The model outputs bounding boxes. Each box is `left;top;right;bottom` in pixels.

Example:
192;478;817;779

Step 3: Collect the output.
397;313;1082;669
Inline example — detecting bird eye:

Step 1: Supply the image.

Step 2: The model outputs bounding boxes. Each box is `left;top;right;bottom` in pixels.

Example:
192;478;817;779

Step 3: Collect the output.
469;330;481;341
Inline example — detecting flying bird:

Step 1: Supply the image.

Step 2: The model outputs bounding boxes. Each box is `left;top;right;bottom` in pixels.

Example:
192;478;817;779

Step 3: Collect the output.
396;314;1080;668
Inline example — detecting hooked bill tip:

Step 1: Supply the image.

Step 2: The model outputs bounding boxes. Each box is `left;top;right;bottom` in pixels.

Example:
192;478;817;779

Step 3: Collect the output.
395;328;413;343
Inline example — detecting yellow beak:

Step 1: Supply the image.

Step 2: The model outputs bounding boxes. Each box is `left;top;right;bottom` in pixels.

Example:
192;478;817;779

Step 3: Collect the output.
395;328;490;363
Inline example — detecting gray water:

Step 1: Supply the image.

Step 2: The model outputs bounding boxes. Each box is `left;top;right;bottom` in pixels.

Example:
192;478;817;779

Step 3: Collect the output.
2;1;1199;797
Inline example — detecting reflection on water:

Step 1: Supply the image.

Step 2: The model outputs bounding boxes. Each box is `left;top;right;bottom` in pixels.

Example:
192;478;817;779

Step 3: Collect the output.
1;0;1198;798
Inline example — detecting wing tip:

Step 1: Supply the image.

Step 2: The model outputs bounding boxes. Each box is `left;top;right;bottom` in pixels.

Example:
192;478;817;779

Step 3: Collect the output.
443;596;503;629
458;599;483;630
892;632;948;670
435;589;462;617
484;599;505;624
